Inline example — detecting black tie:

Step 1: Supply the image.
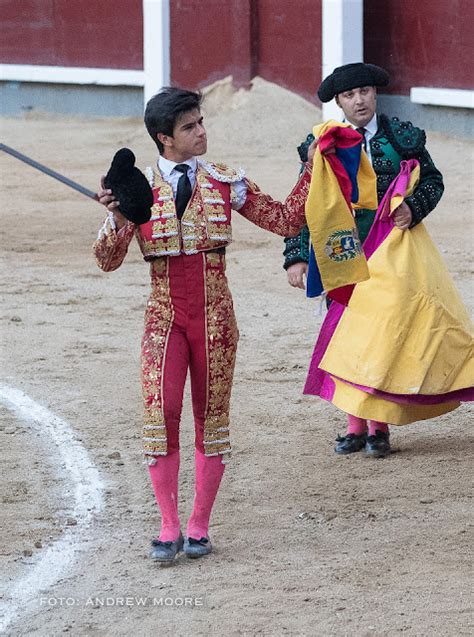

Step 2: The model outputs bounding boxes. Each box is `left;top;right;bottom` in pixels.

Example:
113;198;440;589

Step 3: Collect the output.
356;127;367;152
174;164;192;219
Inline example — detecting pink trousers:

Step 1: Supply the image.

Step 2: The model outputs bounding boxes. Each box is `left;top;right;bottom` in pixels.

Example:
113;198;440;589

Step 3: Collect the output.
145;252;238;540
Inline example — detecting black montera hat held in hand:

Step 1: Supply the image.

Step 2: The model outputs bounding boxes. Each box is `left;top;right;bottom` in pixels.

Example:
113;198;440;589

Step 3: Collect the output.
317;62;389;103
104;148;154;225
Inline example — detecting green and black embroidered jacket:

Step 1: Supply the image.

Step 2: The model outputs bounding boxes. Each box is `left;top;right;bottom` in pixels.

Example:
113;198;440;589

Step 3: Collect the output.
283;114;444;269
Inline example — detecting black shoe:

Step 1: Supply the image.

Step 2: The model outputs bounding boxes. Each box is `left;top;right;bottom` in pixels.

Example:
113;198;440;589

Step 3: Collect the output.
184;536;212;559
150;532;184;564
334;433;367;455
365;431;391;458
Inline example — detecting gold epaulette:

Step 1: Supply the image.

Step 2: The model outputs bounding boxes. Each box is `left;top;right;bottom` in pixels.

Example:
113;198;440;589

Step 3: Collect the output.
198;160;245;183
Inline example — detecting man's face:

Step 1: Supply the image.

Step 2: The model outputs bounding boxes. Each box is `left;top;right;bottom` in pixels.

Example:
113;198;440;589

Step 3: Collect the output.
336;86;377;127
158;108;207;161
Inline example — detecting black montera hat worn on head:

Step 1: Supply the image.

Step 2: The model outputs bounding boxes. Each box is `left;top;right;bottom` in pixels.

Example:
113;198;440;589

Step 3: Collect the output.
317;63;389;103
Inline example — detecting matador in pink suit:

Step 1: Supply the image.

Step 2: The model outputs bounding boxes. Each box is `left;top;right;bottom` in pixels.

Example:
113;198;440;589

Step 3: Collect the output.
93;87;314;564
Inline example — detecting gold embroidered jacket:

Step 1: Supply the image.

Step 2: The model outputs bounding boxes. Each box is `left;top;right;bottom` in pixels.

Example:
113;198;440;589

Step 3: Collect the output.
93;160;312;271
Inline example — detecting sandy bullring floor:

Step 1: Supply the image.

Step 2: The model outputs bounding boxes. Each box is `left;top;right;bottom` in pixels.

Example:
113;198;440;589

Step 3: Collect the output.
0;78;472;636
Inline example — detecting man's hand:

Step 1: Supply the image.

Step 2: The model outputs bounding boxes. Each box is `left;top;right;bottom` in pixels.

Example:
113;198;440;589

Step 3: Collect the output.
393;201;412;230
307;139;318;164
287;262;308;289
307;136;336;165
97;176;127;229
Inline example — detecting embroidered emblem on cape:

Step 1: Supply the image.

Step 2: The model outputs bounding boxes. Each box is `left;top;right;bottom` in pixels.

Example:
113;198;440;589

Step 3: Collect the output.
325;229;363;262
198;160;245;183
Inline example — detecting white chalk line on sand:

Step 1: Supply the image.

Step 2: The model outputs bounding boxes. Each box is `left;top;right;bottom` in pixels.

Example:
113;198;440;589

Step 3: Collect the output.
0;384;104;634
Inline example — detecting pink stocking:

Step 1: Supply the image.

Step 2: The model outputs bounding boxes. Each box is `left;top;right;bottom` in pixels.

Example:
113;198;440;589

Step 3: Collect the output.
148;451;181;541
369;420;389;435
347;414;368;436
186;450;225;540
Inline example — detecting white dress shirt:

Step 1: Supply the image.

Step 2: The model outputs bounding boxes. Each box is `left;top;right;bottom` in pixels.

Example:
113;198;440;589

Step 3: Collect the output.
157;156;248;210
345;113;378;164
158;156;198;195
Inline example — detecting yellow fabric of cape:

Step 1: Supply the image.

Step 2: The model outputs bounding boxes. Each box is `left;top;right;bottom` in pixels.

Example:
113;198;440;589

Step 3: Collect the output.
319;166;474;424
304;120;378;293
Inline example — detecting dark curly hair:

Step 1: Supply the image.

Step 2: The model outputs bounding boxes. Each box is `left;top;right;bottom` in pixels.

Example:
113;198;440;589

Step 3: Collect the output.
144;87;203;153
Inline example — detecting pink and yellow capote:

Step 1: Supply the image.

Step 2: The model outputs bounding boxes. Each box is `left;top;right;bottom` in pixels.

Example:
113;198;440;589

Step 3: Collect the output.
304;124;473;424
